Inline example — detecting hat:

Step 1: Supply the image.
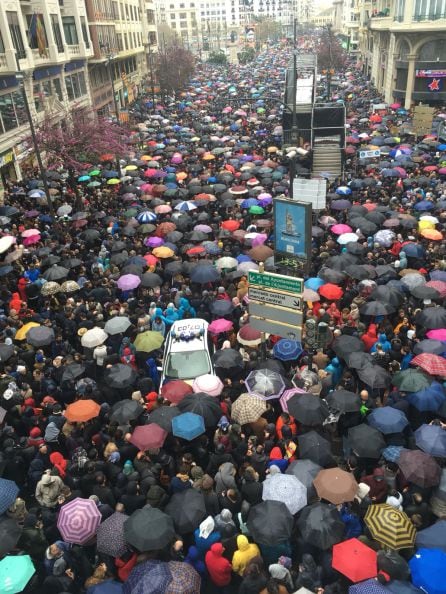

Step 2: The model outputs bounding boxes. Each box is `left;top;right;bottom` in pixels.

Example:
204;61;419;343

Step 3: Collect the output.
217;286;225;294
131;390;142;401
16;365;26;374
199;515;215;539
35;353;44;363
278;556;292;569
3;389;14;401
355;482;371;502
42;396;56;405
109;451;121;463
407;329;415;340
77;327;88;337
30;427;41;438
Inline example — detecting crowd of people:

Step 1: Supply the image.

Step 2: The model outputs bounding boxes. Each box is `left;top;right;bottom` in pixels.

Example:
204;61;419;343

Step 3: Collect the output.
0;39;445;594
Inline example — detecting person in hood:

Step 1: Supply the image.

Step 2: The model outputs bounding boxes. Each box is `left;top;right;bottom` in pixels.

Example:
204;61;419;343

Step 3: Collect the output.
184;545;207;577
361;323;378;352
35;469;64;508
268;563;294;592
239;556;267;594
214;508;237;538
232;534;261;577
49;451;67;480
215;461;237;494
362;467;388;503
205;542;232;588
293;554;323;592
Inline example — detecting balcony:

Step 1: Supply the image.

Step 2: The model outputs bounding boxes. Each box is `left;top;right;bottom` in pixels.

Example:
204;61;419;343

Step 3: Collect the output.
413;12;446;21
68;44;81;57
32;48;50;65
368;15;392;29
0;54;8;71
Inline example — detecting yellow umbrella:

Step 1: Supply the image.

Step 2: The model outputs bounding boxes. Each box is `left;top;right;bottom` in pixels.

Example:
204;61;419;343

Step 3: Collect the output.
418;219;435;231
125;165;138;171
152;246;174;258
15;322;40;341
364;503;415;550
267;146;278;153
107;178;120;185
141;155;152;161
202;153;215;161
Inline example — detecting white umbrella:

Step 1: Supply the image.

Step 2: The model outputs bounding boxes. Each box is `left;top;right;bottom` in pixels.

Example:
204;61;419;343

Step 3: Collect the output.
192;374;224;397
337;233;359;245
401;273;426;290
81;327;108;348
104;316;132;336
262;473;307;514
238;261;259;272
57;204;73;216
0;236;16;254
374;229;395;247
215;257;238;271
420;215;439;224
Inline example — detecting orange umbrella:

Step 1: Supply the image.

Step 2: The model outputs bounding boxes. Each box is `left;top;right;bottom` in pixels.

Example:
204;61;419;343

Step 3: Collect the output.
100;153;114;161
421;229;443;241
65;399;100;422
221;220;240;231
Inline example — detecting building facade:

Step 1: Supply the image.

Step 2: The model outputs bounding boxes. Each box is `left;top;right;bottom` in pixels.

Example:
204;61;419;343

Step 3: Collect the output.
357;0;446;107
0;0;94;182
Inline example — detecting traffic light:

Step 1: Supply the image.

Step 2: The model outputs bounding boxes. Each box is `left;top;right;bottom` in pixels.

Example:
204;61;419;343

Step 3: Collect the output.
317;322;329;349
304;318;317;348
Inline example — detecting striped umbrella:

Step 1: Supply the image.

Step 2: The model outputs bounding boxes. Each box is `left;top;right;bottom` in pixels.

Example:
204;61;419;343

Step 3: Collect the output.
364;504;416;550
136;210;157;223
57;497;101;544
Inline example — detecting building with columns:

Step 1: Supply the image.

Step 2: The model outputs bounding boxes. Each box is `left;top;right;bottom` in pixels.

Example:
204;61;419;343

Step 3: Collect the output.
357;0;446;108
0;0;93;183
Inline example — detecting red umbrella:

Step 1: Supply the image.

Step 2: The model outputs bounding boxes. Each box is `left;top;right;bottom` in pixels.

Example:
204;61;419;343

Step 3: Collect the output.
221;220;240;231
129;424;167;451
332;538;377;583
161;380;193;404
410;353;446;377
187;246;206;255
319;283;344;300
65;399;100;422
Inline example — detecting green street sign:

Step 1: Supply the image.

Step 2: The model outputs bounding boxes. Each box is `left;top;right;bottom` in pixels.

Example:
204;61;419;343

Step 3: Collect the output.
248;271;303;294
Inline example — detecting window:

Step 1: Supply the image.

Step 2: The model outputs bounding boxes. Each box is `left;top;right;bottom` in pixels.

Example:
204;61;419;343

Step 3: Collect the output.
117;33;123;51
0;32;4;54
25;14;48;52
65;71;87;101
413;0;445;18
80;17;90;48
7;12;26;60
62;16;78;45
51;14;64;53
53;78;63;101
33;82;44;113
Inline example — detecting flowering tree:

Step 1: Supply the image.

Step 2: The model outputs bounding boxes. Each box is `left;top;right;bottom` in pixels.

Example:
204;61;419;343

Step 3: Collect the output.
156;46;195;99
317;27;347;71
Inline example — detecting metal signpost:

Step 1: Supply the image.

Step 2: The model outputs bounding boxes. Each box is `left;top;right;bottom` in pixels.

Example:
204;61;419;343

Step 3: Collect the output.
359;149;381;159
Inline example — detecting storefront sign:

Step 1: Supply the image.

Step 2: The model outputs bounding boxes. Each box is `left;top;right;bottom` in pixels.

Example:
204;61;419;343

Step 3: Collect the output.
416;69;446;78
0;150;14;168
428;78;442;92
273;198;312;265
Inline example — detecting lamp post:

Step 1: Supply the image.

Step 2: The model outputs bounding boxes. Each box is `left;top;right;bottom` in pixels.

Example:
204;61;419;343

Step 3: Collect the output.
15;65;55;218
147;40;156;111
100;43;120;124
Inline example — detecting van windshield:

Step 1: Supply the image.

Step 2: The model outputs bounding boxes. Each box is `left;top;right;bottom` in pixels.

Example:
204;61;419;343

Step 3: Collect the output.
165;350;211;379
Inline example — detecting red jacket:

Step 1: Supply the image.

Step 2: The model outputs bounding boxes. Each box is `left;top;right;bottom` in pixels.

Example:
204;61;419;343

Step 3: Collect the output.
205;542;232;587
115;552;137;582
361;324;378;352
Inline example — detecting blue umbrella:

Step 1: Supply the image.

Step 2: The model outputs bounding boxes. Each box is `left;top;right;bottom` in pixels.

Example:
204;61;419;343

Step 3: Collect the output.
336;186;352;195
349;578;388;593
237;254;252;263
367;407;409;434
87;579;123;594
241;198;259;208
0;478;19;515
430;270;446;282
136;210;157;223
414;200;435;211
409;548;446;594
384;580;423;593
400;243;425;259
305;277;325;291
174;201;197;212
102;170;119;178
437;144;446;150
190;265;220;284
382;446;405;463
273;339;303;361
172;412;205;441
78;175;90;182
331;199;352;210
416;520;446;552
415;424;446;457
124;560;172;594
408;381;446;411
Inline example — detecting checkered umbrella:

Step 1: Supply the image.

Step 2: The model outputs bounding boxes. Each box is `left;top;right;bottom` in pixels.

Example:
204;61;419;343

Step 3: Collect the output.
348;579;388;594
57;497;101;544
231;393;267;425
411;353;446;377
97;512;129;558
123;560;172;594
262;473;307;514
364;504;416;550
0;478;19;515
166;561;201;594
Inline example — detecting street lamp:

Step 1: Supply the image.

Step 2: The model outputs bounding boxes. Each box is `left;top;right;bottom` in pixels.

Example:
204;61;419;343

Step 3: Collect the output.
100;43;120;124
15;65;55;218
147;39;156;111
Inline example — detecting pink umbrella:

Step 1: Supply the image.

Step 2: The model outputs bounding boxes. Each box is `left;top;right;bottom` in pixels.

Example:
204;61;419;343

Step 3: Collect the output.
23;235;40;246
194;224;212;233
144;168;159;177
21;228;40;237
192;374;224;396
155;204;172;214
117;274;141;290
130;423;167;451
331;224;352;235
280;387;307;413
439;168;446;174
426;280;446;298
251;233;268;247
427;329;446;341
390;103;401;109
140;183;153;192
171;153;183;164
145;236;164;247
57;497;101;544
209;318;234;334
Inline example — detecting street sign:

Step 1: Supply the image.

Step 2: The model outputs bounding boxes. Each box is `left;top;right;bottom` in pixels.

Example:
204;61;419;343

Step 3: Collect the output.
359;149;381;159
248;301;303;326
248;271;303;294
248;286;302;309
250;316;302;340
292;178;327;210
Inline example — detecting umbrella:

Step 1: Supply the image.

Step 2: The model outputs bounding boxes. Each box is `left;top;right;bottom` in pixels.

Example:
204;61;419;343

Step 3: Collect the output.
364;503;415;550
172;412;205;441
41;265;69;281
327;389;361;413
124;559;172;594
111;400;144;424
409;548;446;594
65;399;100;422
118;274;141;291
392;369;432;393
60;280;81;293
130;424;167;450
104;316;132;335
40;281;61;296
104;364;137;389
411;353;446;377
0;555;35;594
349;579;388;594
148;406;181;432
297;502;345;549
357;365;391;389
332;538;377;583
192;374;223;397
160;380;193;404
166;561;201;594
262;473;307;514
247;500;293;545
0;344;14;363
273;339;303;361
237;324;262;346
124;506;175;552
348;424;386;458
415;424;446;457
286;459;321;496
333;335;364;359
407;381;446;411
298;430;333;466
0;478;19;515
81;326;108;348
57;497;101;544
287;393;329;426
313;468;358;505
416;520;446;552
417;307;446;330
398;449;441;488
360;301;394;317
213;348;244;371
245;369;285;400
0;517;21;557
141;272;163;288
165;489;206;534
26;326;55;347
413;339;446;355
88;580;123;594
210;300;234;316
190;265;220;283
319;283;343;300
133;331;164;353
178;393;222;427
208;319;233;334
61;362;85;383
97;511;129;557
231;393;267;425
371;286;404;307
14;322;40;341
367;407;409;434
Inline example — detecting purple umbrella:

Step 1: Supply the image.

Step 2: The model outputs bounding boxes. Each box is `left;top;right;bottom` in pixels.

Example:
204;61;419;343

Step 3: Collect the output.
145;236;164;248
194;224;212;233
57;497;101;544
97;511;129;557
117;274;141;290
331;199;352;210
280;387;307;412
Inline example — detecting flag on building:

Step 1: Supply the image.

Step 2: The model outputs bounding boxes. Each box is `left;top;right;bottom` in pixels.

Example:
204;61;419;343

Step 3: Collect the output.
28;13;48;57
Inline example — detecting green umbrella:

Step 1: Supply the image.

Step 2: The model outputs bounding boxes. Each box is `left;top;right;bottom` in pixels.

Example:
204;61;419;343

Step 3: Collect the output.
249;205;265;215
392;369;432;392
134;331;165;353
87;181;101;188
0;555;35;593
89;169;101;176
124;208;139;218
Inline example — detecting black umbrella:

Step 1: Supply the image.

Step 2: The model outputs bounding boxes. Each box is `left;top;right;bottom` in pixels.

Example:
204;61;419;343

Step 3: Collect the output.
298;431;333;466
411;286;441;300
26;326;55;347
325;254;357;271
348;424;386;458
124;506;175;551
247;500;293;545
212;348;244;373
178;393;222;427
80;229;101;243
61;363;85;383
414;339;446;355
349;217;378;236
164;261;184;276
210;300;234;316
327;389;361;413
104;364;137;389
165;489;207;534
332;335;364;360
61;258;83;269
377;550;411;581
360;301;395;316
286;459;321;498
41;255;61;268
370;285;404;307
148;406;181;432
416;307;446;330
297;502;345;549
347;352;374;370
110;400;144;424
287;394;329;426
0;517;22;557
110;253;128;267
357;365;391;389
141;272;163;288
318;267;346;285
344;265;374;281
346;242;366;256
190;265;220;284
0;343;14;363
41;265;69;281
